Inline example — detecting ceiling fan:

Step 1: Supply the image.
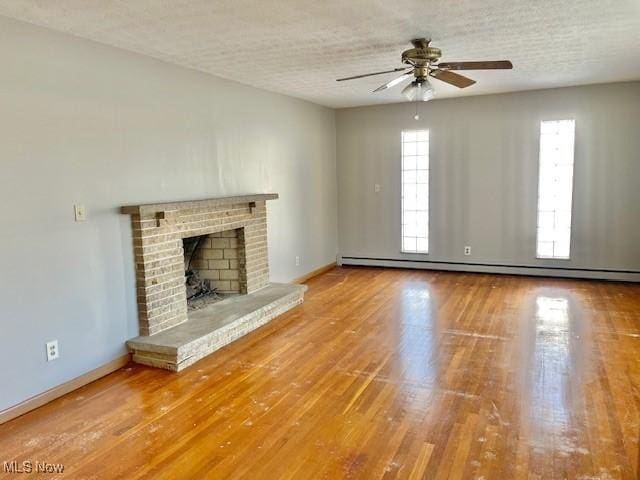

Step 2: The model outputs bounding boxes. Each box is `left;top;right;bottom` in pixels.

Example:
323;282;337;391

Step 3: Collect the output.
336;38;513;101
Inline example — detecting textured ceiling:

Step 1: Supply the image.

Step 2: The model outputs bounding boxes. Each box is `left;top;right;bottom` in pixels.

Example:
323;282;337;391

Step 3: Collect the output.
1;0;639;108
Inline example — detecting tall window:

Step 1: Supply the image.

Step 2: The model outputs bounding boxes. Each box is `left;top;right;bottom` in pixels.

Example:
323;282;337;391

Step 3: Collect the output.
536;120;575;259
401;130;429;253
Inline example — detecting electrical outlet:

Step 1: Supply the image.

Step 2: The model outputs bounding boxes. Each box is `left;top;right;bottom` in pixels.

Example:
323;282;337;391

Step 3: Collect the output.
374;184;381;193
46;340;59;361
464;246;472;256
295;256;300;267
74;204;86;222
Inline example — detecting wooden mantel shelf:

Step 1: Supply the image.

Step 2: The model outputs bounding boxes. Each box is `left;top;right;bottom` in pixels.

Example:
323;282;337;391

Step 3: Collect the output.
121;193;279;216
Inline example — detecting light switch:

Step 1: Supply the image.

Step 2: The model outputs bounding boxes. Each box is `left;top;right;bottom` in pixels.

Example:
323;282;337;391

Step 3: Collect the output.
74;204;86;222
374;184;381;193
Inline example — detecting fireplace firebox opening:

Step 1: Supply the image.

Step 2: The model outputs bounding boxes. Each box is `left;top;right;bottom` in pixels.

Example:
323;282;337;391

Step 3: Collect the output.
182;228;247;310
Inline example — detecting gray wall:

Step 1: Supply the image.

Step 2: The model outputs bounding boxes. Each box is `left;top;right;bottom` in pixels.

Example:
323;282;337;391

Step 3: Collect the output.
0;16;337;411
336;82;640;275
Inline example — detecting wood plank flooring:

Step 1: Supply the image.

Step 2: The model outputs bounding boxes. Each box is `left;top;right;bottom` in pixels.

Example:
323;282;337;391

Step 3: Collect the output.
1;267;640;479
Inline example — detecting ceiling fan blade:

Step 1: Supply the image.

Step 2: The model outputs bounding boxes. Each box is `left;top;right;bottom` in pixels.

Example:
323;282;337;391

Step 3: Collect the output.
436;60;513;70
373;71;413;92
430;69;476;88
336;67;410;82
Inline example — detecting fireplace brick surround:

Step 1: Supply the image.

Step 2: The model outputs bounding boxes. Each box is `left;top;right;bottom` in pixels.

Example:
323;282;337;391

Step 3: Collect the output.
122;194;277;336
121;194;306;370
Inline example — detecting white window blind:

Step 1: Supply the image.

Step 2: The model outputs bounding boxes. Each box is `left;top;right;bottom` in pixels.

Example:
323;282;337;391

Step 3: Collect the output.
536;120;575;259
401;130;429;253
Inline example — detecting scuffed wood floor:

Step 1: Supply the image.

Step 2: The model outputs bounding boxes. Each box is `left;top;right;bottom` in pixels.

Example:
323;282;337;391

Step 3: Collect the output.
1;267;640;479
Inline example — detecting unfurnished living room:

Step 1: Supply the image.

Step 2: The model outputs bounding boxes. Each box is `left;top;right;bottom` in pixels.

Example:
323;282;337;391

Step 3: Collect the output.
1;1;639;479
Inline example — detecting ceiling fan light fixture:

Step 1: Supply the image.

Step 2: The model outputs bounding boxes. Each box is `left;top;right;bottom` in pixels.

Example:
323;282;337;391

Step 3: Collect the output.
402;80;434;102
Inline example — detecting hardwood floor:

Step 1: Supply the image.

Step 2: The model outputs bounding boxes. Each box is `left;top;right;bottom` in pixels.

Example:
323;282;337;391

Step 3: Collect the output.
1;267;640;479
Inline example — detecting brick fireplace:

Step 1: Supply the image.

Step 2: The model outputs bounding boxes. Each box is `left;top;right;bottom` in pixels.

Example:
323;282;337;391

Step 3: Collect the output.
121;194;306;370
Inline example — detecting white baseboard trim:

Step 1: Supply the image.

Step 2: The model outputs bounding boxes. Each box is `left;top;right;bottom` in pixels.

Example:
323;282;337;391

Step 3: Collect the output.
292;262;337;284
339;256;640;282
0;353;131;425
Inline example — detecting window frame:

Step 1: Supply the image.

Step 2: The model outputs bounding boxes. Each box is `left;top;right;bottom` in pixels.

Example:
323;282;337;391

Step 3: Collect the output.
401;129;430;254
535;119;576;260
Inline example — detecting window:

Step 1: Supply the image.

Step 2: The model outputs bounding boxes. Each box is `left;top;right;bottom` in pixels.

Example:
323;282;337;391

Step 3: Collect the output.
536;120;575;259
401;130;429;253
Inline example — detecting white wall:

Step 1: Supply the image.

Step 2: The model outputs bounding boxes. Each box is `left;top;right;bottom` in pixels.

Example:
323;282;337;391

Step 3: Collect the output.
336;83;640;278
0;16;337;411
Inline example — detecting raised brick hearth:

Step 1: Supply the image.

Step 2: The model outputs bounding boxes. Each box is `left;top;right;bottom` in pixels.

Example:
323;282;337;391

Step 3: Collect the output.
121;194;306;370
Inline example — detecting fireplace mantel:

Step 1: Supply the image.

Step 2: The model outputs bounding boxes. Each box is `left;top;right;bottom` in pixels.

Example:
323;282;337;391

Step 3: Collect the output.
121;193;278;217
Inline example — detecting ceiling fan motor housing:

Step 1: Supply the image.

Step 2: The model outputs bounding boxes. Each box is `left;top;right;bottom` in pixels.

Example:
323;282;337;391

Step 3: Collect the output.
402;46;442;66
